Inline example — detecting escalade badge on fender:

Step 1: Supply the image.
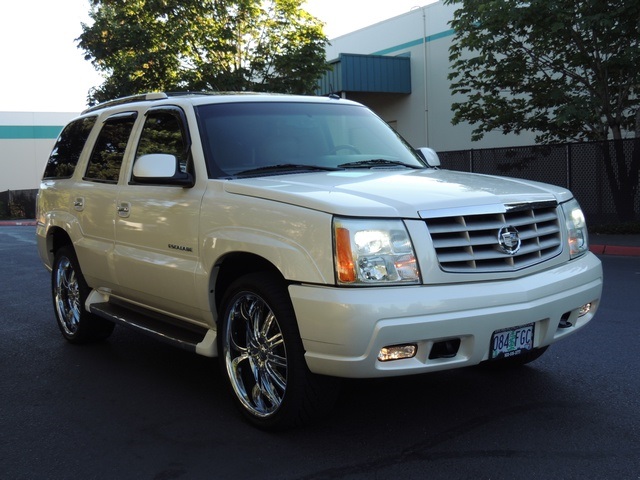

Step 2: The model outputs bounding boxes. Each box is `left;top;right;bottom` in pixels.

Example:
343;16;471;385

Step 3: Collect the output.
498;226;521;255
168;243;193;252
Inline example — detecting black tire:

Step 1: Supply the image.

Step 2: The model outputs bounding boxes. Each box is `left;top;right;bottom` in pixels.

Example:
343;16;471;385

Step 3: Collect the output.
219;272;339;430
51;246;115;344
480;345;549;369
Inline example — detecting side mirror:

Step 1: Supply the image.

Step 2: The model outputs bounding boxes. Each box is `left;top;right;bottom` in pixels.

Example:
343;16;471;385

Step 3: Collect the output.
132;154;194;187
417;147;440;168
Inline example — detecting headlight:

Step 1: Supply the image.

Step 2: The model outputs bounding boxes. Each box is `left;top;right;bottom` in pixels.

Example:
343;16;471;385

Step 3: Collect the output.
561;199;589;258
333;217;420;285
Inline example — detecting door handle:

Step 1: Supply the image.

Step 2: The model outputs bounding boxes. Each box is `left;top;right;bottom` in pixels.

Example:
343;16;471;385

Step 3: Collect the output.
117;202;131;218
73;197;84;211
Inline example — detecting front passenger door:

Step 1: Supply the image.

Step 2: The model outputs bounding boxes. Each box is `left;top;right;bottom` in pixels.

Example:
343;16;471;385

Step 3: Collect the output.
113;107;204;323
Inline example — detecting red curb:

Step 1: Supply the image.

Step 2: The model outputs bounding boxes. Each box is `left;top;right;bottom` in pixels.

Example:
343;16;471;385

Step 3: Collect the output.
602;245;640;256
0;220;37;226
591;244;640;256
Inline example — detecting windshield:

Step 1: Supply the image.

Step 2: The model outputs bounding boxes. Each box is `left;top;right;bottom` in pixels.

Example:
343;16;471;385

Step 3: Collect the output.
196;101;426;178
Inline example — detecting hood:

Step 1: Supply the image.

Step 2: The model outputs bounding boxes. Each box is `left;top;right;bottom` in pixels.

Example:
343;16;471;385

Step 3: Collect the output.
223;169;573;218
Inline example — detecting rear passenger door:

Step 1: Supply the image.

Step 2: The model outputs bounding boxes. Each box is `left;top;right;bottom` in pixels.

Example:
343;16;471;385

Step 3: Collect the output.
112;107;204;322
73;112;138;289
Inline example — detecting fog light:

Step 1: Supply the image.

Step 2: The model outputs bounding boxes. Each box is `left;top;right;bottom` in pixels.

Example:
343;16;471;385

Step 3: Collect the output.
578;303;592;317
378;344;417;362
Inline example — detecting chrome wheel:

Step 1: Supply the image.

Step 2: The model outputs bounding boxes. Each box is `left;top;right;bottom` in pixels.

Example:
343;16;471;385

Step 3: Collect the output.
51;246;114;343
54;255;81;336
224;292;288;419
220;272;339;429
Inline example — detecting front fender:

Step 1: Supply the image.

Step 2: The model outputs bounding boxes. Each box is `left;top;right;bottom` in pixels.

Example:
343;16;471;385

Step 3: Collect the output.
200;227;331;284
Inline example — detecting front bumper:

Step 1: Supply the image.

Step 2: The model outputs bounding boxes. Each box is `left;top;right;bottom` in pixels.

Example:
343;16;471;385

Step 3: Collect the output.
289;252;602;378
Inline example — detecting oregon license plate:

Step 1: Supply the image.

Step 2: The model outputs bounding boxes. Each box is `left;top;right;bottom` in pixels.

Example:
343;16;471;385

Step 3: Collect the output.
490;323;534;360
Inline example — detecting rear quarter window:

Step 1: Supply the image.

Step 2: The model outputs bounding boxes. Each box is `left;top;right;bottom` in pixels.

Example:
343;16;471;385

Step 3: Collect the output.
42;116;97;179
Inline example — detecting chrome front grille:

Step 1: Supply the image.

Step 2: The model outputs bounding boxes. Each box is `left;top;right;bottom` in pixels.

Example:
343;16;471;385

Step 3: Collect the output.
424;203;562;272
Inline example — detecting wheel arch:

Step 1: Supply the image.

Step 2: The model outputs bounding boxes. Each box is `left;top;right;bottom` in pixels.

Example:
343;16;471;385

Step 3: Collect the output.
38;211;83;268
41;226;74;267
209;252;286;323
200;230;332;324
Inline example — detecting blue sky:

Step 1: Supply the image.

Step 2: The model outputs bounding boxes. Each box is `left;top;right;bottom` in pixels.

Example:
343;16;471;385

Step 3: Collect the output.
0;0;435;112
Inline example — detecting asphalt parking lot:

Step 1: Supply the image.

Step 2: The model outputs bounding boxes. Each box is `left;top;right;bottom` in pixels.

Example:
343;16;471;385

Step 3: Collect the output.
1;225;639;479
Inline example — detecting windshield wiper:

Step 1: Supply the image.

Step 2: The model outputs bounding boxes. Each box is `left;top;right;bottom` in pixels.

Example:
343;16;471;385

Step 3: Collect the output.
337;159;422;169
236;163;342;176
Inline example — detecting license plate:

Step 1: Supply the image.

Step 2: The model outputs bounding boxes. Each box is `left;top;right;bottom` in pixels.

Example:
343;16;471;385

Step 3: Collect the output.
490;323;534;360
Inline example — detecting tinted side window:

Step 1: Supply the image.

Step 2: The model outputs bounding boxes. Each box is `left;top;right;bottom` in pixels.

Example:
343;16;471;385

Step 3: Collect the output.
85;113;137;183
135;109;189;173
43;116;97;179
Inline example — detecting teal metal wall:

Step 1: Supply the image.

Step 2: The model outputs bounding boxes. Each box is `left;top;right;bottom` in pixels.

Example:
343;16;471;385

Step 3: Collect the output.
0;125;62;139
317;54;411;95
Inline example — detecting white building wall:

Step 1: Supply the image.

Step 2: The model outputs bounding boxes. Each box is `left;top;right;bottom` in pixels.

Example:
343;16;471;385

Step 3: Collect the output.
326;1;536;152
0;112;77;191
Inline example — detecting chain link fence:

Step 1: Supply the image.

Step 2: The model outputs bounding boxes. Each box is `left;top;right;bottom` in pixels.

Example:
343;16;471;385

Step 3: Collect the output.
439;139;640;225
2;140;639;225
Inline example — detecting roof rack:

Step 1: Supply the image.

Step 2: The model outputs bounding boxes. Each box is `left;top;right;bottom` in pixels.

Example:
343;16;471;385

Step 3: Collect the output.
163;91;221;97
82;92;169;114
81;91;278;114
81;91;234;114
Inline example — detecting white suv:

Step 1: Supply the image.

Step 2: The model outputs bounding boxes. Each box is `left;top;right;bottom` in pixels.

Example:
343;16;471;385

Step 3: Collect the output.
36;92;603;429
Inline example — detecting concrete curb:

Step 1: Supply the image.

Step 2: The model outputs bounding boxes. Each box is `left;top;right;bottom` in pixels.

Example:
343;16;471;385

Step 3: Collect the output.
2;220;639;256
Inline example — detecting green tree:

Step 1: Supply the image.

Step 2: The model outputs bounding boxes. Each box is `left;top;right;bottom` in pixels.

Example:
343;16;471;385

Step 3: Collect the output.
446;0;640;221
78;0;328;103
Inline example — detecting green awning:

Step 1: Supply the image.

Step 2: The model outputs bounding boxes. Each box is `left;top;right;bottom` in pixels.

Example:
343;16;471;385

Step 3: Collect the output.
317;53;411;96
